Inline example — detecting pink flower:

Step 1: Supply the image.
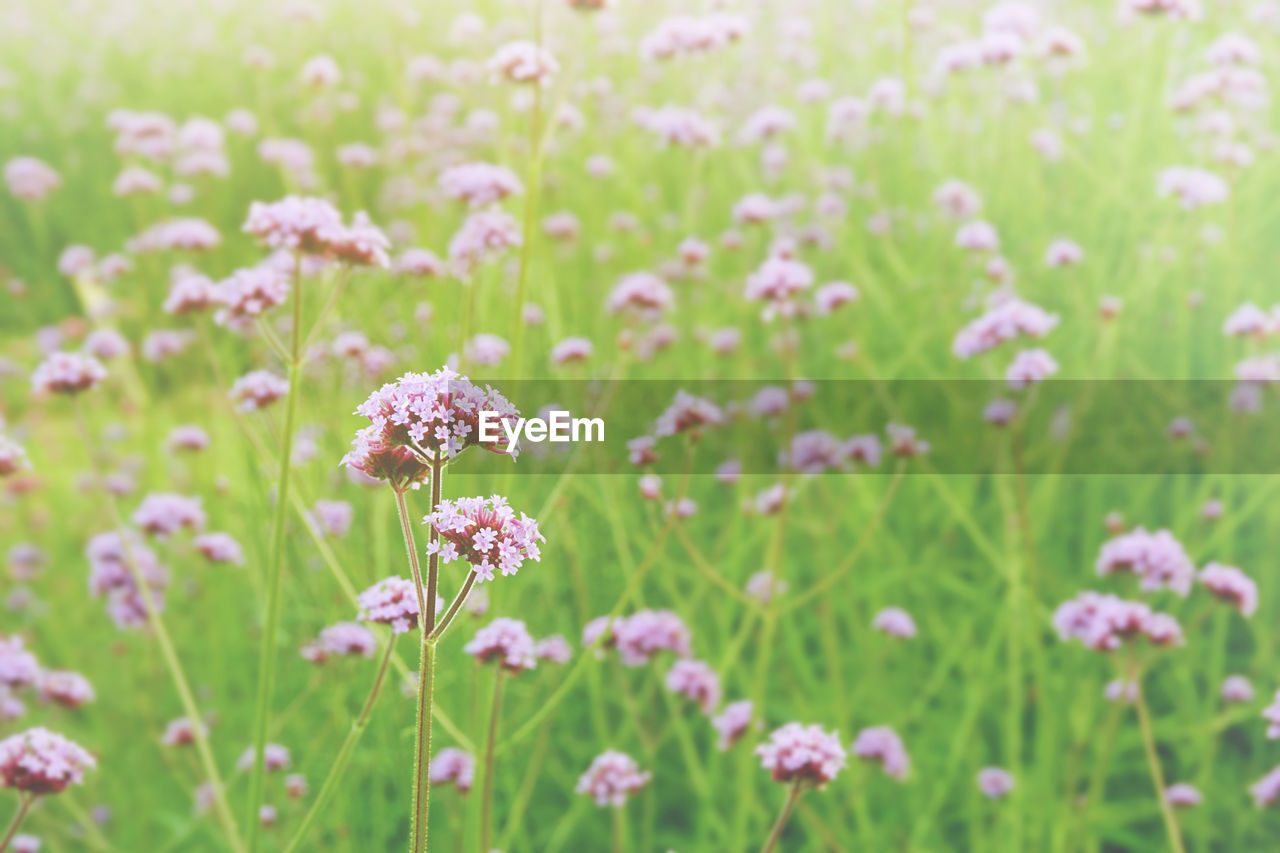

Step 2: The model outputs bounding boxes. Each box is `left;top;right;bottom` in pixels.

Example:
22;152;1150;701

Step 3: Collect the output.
745;256;814;310
86;530;169;630
757;723;847;787
1105;678;1139;703
1045;239;1084;268
5;157;61;201
38;671;95;708
10;834;39;853
83;329;129;360
1264;690;1280;739
955;221;1000;252
654;390;723;438
872;607;917;639
933;180;982;220
534;635;572;664
194;532;244;565
977;767;1014;799
551;337;593;365
464;334;510;367
1198;563;1257;616
1221;675;1255;703
1005;348;1058;389
1165;783;1202;808
464;618;537;672
1053;591;1183;651
576;751;651;806
164;271;219;315
638;106;721;148
357;577;420;634
448;210;522;274
665;660;721;714
132;493;206;538
608;272;674;316
1157;167;1229;210
430;748;475;792
312;500;353;538
243;196;343;253
302;622;377;663
745;571;787;604
300;54;340;87
127;218;222;253
1251;765;1280;807
229;370;289;412
1096;527;1195;596
31;352;107;395
852;726;910;780
953;298;1059;358
0;728;96;794
712;700;754;750
426;496;542;583
886;423;930;457
815;282;859;315
0;636;39;689
0;436;30;478
161;716;208;747
439;163;523;208
487;41;558;86
237;743;290;772
395;249;446;277
613;609;692;666
214;266;289;326
285;774;308;798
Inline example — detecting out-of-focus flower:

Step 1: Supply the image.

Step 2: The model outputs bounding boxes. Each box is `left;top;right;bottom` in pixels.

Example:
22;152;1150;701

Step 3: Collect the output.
430;748;475;792
977;767;1014;799
31;352;107;395
357;576;419;634
757;723;846;787
0;728;96;794
464;618;537;672
852;725;910;780
576;751;650;806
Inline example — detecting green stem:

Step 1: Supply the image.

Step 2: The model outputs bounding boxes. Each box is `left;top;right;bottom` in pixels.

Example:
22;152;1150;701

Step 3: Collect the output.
480;669;505;853
759;782;803;853
246;257;304;852
611;805;623;853
282;633;399;853
73;401;244;853
410;457;443;853
430;570;478;641
0;795;33;853
1133;671;1186;853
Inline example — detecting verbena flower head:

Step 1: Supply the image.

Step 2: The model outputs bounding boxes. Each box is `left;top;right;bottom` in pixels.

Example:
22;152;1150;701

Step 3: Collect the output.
654;391;723;438
487;41;559;86
38;671;95;708
1165;783;1202;808
872;607;917;638
576;750;651;806
1252;765;1280;808
463;617;537;672
214;266;289;326
713;700;754;750
31;352;107;395
852;725;910;780
533;635;572;664
132;493;206;538
665;659;721;714
230;370;289;412
977;767;1014;798
350;368;520;468
756;723;847;787
302;622;377;664
426;496;543;583
357;576;420;634
613;609;693;665
161;717;208;747
5;157;62;201
1221;674;1255;703
430;748;475;792
242;196;344;254
0;728;95;794
0;435;30;477
1096;527;1195;596
1198;563;1257;617
86;530;169;629
1053;591;1183;651
745;256;814;309
194;532;244;565
237;743;290;772
952;298;1059;358
0;636;39;689
439;162;524;208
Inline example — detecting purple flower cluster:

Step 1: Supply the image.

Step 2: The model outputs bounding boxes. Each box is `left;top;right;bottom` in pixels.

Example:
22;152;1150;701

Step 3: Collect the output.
756;723;847;787
463;617;537;672
1096;527;1196;596
426;496;543;583
575;750;651;806
0;727;96;794
1053;591;1184;651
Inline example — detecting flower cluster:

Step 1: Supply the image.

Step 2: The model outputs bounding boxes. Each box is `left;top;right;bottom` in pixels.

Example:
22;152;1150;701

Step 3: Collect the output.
756;723;847;787
356;576;420;634
1053;591;1184;651
1095;527;1195;596
301;622;377;664
575;750;651;806
0;727;96;794
425;496;544;583
0;435;30;477
952;298;1059;358
86;530;169;629
0;637;39;689
213;266;289;326
1198;563;1257;617
229;370;289;412
463;617;537;672
665;660;721;714
712;700;754;750
430;748;475;793
852;725;910;780
349;368;521;468
132;493;206;538
31;352;108;395
243;196;389;266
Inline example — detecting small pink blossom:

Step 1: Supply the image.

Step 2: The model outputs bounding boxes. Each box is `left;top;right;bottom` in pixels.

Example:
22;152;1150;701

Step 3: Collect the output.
757;723;847;787
576;751;651;806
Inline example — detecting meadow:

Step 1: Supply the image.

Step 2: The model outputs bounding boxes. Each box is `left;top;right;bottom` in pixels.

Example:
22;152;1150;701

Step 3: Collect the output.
2;0;1280;851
